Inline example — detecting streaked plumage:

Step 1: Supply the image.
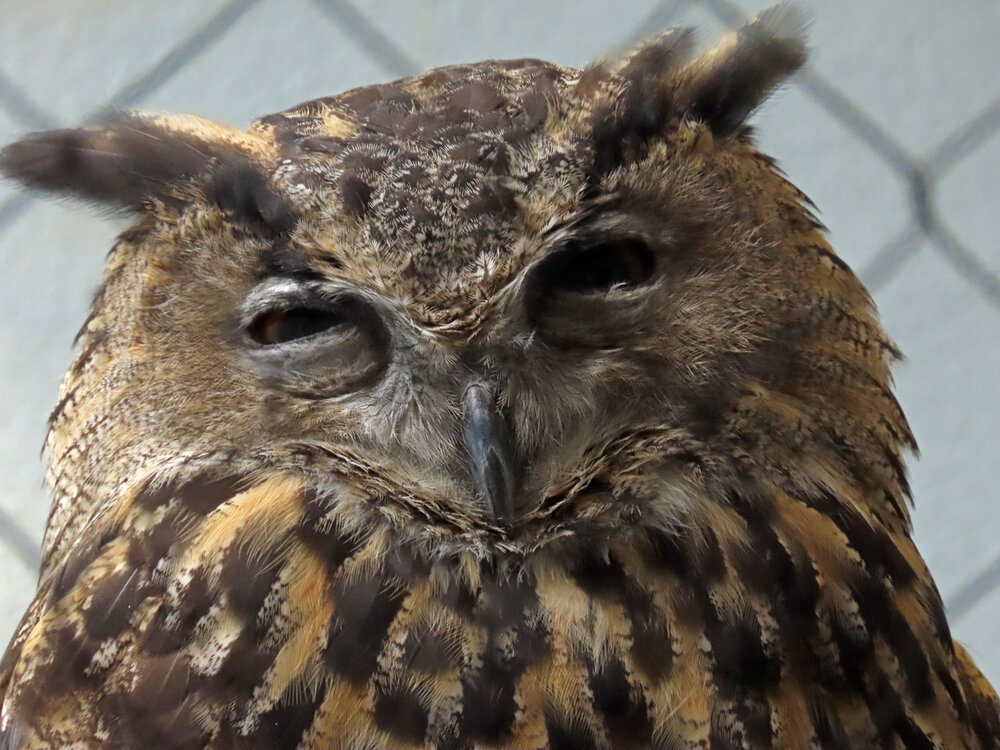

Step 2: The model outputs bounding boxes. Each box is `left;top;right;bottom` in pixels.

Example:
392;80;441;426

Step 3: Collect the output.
1;6;997;749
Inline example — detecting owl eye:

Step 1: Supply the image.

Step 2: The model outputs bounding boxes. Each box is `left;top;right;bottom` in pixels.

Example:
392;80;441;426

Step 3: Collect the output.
537;238;655;294
248;307;343;346
240;282;390;396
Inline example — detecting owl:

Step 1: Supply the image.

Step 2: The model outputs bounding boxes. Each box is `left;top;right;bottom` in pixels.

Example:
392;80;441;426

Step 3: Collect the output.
0;5;997;749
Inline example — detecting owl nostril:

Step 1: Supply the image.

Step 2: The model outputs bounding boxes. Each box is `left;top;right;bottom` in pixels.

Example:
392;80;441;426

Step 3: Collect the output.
462;383;517;527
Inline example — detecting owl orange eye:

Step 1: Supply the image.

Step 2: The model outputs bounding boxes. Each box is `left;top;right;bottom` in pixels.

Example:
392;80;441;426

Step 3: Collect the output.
248;307;343;346
541;238;655;294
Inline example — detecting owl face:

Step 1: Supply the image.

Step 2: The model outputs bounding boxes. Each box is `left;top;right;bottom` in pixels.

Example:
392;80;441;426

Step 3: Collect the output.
4;7;816;556
11;10;990;750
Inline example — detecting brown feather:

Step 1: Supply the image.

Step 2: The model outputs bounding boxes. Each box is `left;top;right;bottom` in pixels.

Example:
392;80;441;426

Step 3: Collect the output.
1;5;996;749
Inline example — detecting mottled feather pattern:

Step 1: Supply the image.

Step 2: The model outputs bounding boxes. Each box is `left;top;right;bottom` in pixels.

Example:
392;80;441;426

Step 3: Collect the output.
1;4;998;749
2;465;989;748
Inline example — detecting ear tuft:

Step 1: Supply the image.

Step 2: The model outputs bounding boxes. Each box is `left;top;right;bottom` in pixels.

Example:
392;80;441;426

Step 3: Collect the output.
682;2;809;135
582;4;807;179
0;115;215;212
587;28;695;177
0;113;297;235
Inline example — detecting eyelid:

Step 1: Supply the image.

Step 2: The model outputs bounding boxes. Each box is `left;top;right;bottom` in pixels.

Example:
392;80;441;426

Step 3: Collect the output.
237;277;391;396
530;236;656;295
239;277;389;347
240;277;341;323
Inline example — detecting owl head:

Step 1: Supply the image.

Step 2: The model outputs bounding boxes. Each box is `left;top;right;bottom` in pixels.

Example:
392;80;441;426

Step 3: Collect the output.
1;5;910;569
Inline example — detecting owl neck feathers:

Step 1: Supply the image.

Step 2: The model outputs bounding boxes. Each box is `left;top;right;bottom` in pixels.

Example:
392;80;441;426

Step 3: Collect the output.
691;137;918;536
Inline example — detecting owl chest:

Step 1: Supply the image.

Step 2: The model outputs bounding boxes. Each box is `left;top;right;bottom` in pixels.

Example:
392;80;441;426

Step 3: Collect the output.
9;491;971;750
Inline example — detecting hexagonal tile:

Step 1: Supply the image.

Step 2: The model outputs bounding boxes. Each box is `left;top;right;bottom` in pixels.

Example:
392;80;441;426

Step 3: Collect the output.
145;0;398;125
754;83;911;274
379;0;711;70
0;103;34;209
725;0;1000;156
0;201;122;537
875;243;1000;599
0;0;233;123
0;539;39;652
950;582;1000;693
937;123;1000;279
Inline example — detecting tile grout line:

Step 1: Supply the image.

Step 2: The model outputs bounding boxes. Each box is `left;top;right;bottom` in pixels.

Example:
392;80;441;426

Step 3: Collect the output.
927;95;1000;173
860;223;924;293
622;0;693;45
0;505;41;573
0;68;60;130
0;193;35;236
309;0;422;78
90;0;265;118
927;219;1000;306
947;551;1000;624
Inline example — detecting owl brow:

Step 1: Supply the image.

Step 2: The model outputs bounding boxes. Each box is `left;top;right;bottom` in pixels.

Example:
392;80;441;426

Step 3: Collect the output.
204;155;298;236
255;241;334;282
537;192;622;245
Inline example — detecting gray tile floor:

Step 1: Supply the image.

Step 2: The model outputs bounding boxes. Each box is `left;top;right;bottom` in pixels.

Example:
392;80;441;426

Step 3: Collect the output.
0;0;997;682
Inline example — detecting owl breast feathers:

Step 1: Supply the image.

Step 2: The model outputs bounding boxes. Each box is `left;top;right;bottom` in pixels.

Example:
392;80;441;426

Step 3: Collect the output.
0;5;998;749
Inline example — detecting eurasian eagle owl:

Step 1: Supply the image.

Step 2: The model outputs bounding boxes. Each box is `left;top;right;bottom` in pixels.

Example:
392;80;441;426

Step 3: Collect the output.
1;6;997;749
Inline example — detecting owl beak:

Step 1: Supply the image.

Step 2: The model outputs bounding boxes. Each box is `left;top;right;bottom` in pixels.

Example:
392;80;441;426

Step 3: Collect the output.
462;383;516;526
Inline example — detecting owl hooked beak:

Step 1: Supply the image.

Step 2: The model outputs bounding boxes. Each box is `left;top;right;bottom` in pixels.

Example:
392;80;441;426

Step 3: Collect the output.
462;383;517;526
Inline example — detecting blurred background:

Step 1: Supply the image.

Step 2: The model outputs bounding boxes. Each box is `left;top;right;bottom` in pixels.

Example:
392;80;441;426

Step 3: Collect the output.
0;0;997;681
